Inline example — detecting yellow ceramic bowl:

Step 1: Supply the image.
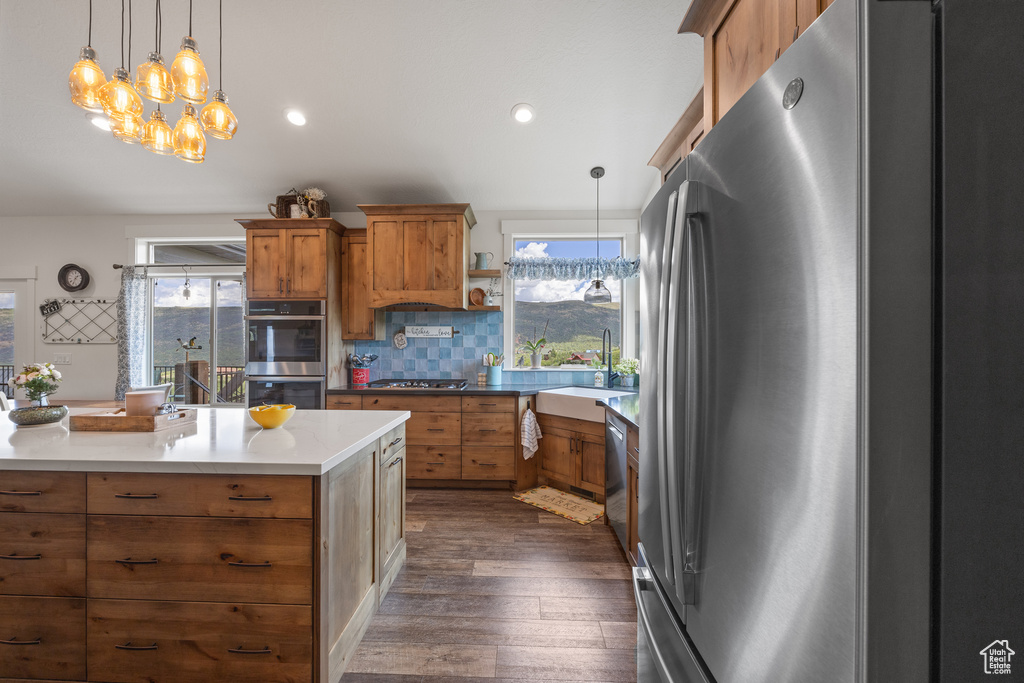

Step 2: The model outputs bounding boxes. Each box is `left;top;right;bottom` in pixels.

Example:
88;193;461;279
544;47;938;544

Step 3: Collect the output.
247;404;296;429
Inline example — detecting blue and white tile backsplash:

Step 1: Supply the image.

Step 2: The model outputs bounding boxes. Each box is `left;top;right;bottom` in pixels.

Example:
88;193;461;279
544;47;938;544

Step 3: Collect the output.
351;310;600;386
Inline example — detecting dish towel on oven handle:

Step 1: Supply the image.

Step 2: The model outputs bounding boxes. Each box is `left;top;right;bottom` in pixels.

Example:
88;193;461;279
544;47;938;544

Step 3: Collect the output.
521;408;543;459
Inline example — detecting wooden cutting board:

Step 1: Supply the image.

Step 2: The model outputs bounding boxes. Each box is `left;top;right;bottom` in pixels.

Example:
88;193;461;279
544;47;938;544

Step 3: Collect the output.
69;409;198;432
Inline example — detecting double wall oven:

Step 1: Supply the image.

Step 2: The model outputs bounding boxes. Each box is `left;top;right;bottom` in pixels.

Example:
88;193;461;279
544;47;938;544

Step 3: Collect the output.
244;300;326;409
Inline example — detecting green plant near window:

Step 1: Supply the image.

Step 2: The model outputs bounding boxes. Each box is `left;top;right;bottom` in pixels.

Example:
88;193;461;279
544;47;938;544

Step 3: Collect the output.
614;357;640;376
519;320;549;354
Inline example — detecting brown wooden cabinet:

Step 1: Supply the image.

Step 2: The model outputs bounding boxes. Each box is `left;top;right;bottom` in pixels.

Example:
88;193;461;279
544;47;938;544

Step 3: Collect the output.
238;218;343;300
378;431;406;598
341;229;385;340
536;414;607;503
359;204;476;309
626;423;640;567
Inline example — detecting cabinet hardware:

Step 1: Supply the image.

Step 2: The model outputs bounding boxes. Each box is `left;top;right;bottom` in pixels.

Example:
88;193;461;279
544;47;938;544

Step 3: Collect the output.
478;462;498;467
115;642;158;651
114;492;159;499
0;553;42;560
278;277;283;293
426;461;446;466
228;560;273;568
633;446;640;454
0;489;42;496
794;25;799;41
388;456;404;468
479;429;497;432
116;558;159;565
479;402;497;406
384;436;403;454
228;494;273;502
1;637;41;645
228;646;272;655
286;278;291;293
427;428;445;432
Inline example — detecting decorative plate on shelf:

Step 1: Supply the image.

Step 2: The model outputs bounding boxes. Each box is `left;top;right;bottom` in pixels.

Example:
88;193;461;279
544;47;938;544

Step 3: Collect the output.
469;288;485;306
393;331;408;350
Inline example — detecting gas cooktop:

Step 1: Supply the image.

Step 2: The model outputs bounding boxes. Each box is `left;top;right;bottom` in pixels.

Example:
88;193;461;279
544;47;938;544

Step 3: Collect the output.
366;379;468;390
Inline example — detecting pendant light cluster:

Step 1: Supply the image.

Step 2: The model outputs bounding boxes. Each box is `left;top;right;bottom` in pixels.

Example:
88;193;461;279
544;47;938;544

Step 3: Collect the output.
67;0;237;164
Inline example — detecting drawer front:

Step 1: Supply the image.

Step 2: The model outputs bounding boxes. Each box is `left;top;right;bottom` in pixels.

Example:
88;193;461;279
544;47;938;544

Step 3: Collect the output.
362;395;463;412
0;595;86;680
0;471;86;514
87;516;313;604
406;412;462;446
379;423;407;464
87;473;312;518
406;446;462;480
0;512;85;597
462;412;515;446
326;395;361;410
88;599;311;683
462;447;515;480
461;396;515;413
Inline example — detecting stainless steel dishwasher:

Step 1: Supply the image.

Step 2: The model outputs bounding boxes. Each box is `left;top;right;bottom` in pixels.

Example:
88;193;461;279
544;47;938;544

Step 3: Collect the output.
605;411;629;553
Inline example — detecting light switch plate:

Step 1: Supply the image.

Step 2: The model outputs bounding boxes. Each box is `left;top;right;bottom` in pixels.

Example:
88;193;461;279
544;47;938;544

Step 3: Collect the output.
53;353;72;365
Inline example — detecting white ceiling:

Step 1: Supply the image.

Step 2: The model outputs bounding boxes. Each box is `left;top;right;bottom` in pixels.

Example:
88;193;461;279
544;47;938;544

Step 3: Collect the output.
0;0;703;217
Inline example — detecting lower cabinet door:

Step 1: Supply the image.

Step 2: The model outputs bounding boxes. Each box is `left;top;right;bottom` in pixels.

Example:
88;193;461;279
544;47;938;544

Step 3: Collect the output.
0;595;86;680
88;599;312;683
380;447;406;567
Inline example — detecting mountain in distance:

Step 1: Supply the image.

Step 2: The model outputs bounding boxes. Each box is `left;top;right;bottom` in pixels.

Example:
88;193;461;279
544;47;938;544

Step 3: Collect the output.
152;307;245;367
0;308;12;365
514;300;620;346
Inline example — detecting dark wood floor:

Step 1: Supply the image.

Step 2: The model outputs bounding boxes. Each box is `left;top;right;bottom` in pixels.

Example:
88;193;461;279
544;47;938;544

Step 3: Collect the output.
342;488;638;682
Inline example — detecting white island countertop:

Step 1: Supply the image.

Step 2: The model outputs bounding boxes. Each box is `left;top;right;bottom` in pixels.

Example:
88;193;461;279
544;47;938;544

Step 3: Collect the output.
0;408;410;475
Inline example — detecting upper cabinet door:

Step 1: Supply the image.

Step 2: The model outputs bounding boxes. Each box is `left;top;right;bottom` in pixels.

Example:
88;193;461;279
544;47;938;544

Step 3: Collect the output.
247;229;285;299
283;228;327;298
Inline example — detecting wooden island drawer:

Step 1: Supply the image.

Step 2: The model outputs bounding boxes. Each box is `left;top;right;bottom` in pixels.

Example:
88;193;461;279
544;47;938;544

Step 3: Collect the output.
406;446;462;480
379;423;406;464
0;595;86;680
0;471;86;514
87;473;313;519
326;395;361;410
461;412;515;446
406;412;461;446
0;512;85;597
88;599;311;683
362;395;462;412
87;516;313;604
462;447;515;480
462;396;515;413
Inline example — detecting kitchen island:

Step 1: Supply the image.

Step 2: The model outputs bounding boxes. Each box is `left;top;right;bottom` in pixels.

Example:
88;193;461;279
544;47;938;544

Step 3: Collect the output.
0;408;409;683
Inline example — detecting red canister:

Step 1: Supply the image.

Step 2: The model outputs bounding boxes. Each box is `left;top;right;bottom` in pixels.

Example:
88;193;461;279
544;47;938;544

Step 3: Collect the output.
351;367;370;385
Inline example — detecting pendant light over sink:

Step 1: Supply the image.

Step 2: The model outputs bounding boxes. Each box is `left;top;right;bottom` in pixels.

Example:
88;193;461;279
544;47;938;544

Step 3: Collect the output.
583;167;613;305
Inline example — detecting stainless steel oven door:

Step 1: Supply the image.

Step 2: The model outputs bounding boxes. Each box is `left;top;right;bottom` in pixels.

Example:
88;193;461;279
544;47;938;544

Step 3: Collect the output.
245;376;325;410
245;315;326;376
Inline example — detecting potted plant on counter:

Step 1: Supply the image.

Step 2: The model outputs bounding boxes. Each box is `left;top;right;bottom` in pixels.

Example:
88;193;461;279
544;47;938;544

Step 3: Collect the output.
7;362;67;425
519;321;548;369
614;357;640;387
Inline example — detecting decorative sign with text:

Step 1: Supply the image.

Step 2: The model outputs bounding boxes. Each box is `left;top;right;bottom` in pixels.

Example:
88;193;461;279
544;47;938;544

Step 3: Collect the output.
404;326;455;338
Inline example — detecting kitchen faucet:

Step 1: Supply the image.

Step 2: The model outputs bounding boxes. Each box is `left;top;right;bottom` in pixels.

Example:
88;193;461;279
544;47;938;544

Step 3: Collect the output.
601;328;619;387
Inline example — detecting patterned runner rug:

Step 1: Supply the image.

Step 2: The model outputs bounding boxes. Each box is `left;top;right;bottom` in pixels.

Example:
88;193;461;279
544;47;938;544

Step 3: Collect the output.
513;485;605;525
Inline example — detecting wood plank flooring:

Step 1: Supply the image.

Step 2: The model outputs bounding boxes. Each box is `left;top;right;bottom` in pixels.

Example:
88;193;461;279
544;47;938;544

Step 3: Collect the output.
342;489;637;682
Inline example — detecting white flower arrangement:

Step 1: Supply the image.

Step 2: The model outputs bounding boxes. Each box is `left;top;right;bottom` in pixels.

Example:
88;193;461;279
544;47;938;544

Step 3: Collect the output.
614;357;640;376
8;362;63;403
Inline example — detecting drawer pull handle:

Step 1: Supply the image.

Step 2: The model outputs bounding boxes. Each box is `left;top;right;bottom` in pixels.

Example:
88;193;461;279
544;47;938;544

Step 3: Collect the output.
0;490;42;496
229;646;272;655
114;493;159;499
117;558;158;565
478;462;498;467
479;403;497;406
426;462;446;466
479;429;497;432
115;642;158;651
228;560;273;568
0;553;42;560
228;494;273;502
427;428;445;432
387;437;403;448
388;456;404;468
632;447;640;454
1;637;41;645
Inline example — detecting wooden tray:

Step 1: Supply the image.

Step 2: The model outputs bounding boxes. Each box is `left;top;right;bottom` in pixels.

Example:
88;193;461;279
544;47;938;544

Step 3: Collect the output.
69;409;198;432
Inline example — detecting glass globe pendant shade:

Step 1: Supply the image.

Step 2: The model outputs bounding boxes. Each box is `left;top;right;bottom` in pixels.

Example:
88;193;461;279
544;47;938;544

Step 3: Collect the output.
136;52;175;104
170;36;209;104
99;67;143;122
173;103;206;163
141;109;175;155
200;90;238;140
584;279;613;305
68;46;107;113
111;112;144;144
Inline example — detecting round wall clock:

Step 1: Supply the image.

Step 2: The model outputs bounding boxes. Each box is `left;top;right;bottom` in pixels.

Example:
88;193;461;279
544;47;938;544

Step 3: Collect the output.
57;263;90;292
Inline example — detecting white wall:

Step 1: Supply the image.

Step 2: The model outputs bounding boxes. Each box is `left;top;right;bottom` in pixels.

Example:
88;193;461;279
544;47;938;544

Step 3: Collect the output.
0;208;637;399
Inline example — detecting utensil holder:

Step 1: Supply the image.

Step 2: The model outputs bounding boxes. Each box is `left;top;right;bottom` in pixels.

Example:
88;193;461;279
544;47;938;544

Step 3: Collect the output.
351;367;370;385
485;365;502;386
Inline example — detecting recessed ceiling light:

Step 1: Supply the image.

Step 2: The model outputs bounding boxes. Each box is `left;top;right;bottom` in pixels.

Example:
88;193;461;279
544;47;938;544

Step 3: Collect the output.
285;109;307;126
87;113;111;131
511;103;535;124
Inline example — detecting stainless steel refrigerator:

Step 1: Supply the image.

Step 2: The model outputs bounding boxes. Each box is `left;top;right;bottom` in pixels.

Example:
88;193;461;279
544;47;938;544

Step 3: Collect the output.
636;0;1024;681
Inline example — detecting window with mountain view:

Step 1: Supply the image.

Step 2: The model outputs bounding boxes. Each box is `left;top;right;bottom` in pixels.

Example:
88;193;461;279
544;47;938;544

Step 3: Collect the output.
511;239;621;369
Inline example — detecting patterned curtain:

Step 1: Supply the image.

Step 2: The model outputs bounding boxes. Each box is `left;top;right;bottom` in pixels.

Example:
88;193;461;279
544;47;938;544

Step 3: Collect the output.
504;256;640;281
115;266;148;400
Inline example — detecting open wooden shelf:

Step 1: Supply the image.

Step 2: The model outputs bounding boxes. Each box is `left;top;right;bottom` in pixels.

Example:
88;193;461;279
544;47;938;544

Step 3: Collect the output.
468;269;501;279
467;305;501;312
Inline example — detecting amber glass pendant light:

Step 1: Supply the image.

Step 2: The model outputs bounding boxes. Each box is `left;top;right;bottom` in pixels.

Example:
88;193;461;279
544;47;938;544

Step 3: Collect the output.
112;112;144;144
200;0;238;139
171;0;209;104
174;103;206;163
142;107;175;154
68;1;106;113
135;0;174;103
584;167;614;305
99;0;142;123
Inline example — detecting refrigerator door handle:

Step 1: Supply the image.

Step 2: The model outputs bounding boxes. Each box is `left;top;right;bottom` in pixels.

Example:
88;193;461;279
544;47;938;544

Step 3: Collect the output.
634;566;677;683
657;190;680;585
634;561;713;683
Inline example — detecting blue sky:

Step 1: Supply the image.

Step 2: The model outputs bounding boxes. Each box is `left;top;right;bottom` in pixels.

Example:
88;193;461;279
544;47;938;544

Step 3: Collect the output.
513;240;623;303
515;239;621;259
